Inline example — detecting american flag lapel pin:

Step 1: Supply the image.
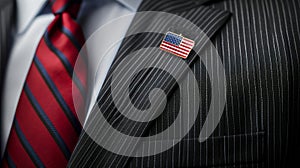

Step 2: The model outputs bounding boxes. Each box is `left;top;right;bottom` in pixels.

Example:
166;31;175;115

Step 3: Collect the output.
160;31;195;59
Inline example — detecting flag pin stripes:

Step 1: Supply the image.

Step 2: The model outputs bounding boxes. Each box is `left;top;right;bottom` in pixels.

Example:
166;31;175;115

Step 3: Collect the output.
160;31;195;59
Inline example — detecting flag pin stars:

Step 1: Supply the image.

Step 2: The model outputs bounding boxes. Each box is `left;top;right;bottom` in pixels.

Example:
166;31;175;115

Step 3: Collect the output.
160;31;195;59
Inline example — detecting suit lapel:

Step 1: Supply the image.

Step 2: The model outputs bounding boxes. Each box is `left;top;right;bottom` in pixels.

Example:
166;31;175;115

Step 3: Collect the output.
69;0;231;167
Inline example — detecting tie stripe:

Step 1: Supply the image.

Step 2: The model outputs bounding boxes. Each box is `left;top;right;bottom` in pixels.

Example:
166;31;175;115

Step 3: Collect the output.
33;56;82;134
38;30;85;99
15;80;70;165
57;13;85;46
35;38;83;121
13;120;45;167
4;125;37;167
43;30;76;77
61;26;82;51
51;0;81;18
4;152;16;168
2;0;85;166
23;83;72;159
26;60;80;143
44;28;86;97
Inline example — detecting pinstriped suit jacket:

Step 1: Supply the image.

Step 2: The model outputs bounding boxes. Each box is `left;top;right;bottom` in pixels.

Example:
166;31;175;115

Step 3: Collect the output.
1;0;299;167
68;0;300;167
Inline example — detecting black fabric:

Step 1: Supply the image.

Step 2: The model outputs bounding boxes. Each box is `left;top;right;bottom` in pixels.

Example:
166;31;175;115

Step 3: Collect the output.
0;0;14;157
69;0;300;167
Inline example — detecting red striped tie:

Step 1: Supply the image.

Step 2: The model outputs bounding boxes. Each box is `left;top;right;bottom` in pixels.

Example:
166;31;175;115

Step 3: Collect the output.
2;0;86;167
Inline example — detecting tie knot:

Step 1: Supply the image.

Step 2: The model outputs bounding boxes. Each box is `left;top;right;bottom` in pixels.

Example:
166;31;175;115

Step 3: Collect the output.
51;0;82;18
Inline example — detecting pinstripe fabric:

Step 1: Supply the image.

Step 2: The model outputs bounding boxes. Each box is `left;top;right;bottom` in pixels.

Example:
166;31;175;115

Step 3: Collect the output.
0;0;14;159
207;0;300;167
69;0;300;167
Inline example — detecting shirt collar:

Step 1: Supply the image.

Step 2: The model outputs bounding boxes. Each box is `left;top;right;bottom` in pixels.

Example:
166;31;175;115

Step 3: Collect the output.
16;0;143;34
16;0;47;34
116;0;142;12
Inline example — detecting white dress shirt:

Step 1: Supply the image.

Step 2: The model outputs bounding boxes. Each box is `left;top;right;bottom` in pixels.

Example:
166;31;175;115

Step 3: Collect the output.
1;0;142;157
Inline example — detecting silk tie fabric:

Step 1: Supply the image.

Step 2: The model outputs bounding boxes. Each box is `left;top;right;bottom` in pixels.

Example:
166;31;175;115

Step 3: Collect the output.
1;0;86;167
